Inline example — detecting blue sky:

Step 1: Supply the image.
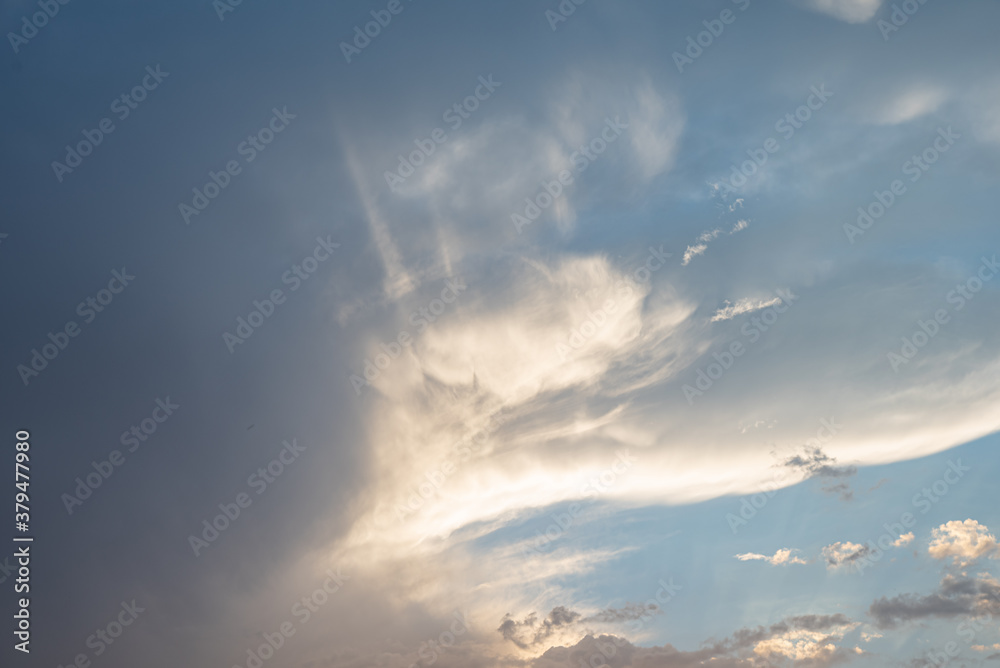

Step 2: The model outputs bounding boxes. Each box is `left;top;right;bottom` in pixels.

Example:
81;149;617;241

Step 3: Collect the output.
1;0;999;667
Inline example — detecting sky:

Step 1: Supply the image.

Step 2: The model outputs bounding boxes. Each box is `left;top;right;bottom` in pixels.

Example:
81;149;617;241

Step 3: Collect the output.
1;0;999;667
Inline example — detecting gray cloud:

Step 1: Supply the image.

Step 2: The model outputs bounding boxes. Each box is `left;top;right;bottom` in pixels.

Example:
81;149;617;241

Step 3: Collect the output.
498;606;583;650
783;446;858;480
869;574;1000;629
782;446;858;500
529;612;857;668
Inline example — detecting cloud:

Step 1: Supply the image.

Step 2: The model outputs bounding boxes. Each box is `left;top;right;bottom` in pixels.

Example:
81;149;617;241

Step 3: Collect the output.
822;541;872;570
734;548;808;566
498;606;583;650
498;603;664;653
966;80;1000;144
628;79;685;181
796;0;883;23
583;603;662;624
752;628;842;662
893;532;915;547
711;297;782;322
869;86;949;125
682;221;748;267
869;573;1000;629
782;446;857;480
681;243;708;266
928;519;1000;566
529;613;855;667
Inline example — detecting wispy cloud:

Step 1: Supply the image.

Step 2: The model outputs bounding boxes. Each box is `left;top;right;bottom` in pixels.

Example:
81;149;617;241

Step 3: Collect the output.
711;296;781;322
735;548;808;566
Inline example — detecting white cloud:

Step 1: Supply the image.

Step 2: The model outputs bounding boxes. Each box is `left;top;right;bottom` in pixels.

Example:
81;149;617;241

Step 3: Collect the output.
711;297;782;322
928;520;1000;566
735;548;808;566
821;541;871;570
682;221;747;268
893;532;914;547
681;243;708;266
754;620;857;662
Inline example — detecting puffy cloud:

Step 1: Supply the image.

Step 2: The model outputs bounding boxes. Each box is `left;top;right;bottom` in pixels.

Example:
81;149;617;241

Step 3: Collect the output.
528;613;855;667
498;606;582;650
928;520;1000;566
822;541;872;570
973;643;1000;651
893;532;915;547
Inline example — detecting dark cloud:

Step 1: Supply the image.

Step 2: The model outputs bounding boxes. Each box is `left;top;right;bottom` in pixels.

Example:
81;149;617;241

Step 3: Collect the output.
783;446;858;479
583;603;662;624
822;542;873;568
869;574;1000;629
781;446;858;501
499;606;583;650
